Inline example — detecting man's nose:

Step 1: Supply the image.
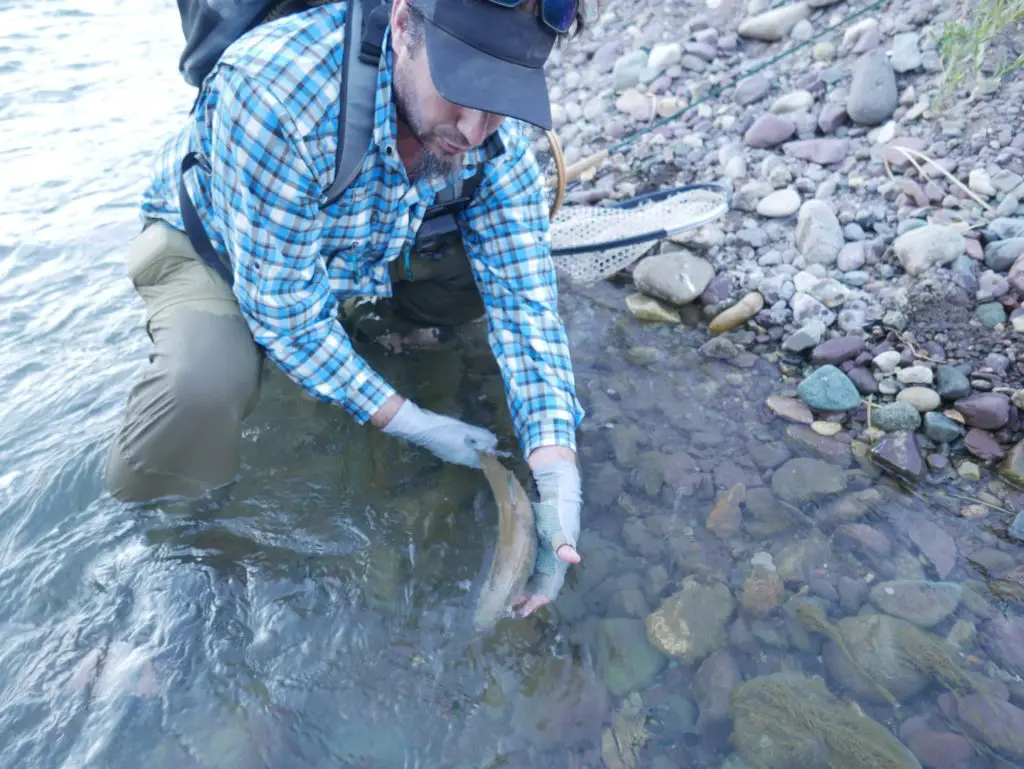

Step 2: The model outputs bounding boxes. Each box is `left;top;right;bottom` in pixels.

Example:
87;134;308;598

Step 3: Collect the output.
458;108;502;147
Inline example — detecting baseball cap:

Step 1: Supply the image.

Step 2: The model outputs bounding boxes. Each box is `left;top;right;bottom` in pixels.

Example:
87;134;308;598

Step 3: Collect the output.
408;0;565;130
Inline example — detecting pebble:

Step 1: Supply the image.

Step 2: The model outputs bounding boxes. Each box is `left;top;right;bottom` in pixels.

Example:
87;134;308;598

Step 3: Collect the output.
782;321;826;352
757;187;802;218
770;90;815;114
626;293;681;323
795;200;845;265
782;138;850;165
896;386;942;412
873;350;902;373
846;50;898;125
923;412;963;443
977;302;1007;328
889;32;921;73
811;420;842;437
735;73;771;106
985;239;1024;271
745;114;797;148
936;366;972;400
766;395;815;424
811;336;864;365
738;2;812;42
892;224;966;277
797;364;862;411
896;365;933;385
633;252;715;306
872;401;922;432
958;462;982;481
709;292;765;334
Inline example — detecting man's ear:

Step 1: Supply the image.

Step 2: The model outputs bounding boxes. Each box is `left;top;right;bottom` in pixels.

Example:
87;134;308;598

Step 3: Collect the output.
389;0;412;53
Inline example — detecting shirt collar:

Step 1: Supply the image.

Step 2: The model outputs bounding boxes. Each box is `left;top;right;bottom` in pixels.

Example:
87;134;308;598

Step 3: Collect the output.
371;28;505;185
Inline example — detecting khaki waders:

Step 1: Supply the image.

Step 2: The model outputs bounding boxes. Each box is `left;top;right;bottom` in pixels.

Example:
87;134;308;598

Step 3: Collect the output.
103;220;485;503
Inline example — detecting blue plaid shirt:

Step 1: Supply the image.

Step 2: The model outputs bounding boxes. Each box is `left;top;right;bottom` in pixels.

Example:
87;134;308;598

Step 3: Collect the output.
139;1;583;457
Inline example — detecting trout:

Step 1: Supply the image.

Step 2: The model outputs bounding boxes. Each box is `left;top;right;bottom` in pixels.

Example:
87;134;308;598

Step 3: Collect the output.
473;451;537;631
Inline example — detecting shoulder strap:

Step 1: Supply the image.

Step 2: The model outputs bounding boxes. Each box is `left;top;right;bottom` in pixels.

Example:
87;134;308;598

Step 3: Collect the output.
324;0;389;206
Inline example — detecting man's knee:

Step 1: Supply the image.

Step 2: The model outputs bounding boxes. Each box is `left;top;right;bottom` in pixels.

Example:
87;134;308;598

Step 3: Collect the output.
105;309;261;502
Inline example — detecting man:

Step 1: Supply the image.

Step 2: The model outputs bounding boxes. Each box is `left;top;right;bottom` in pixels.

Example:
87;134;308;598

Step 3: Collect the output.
104;0;587;617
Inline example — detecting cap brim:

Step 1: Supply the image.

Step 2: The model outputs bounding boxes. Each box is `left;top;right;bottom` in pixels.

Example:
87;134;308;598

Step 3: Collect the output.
423;22;553;131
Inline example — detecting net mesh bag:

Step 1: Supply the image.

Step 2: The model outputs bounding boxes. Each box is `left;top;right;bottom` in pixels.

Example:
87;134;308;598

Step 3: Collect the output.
546;184;731;285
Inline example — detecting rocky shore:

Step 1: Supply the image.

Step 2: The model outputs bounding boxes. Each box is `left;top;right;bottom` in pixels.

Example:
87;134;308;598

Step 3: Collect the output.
536;0;1024;491
475;1;1024;767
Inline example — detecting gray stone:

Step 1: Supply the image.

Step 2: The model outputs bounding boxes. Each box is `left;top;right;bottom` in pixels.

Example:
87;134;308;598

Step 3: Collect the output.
797;364;861;411
846;366;878;394
846;50;898;125
889;32;921;73
837;242;867;271
868;580;963;628
771;457;848;504
613;50;648;90
596;617;668;697
872;401;922;432
782;138;849;165
645;578;735;665
738;2;812;41
870;431;926;481
923;412;963;443
633;251;715;306
896;386;941;412
963;428;1005;461
977;271;1010;301
892;224;966;277
795;200;845;265
791;292;836;326
984;238;1024;271
988;217;1024;240
782;321;827;352
936;366;971;400
745;114;797;148
818;103;847;134
735;73;771;105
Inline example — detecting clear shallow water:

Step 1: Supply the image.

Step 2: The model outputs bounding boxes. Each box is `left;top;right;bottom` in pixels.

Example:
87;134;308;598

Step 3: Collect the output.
2;1;1023;768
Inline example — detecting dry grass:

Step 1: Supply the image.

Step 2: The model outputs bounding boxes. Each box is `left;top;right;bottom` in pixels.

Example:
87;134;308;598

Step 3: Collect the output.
933;0;1024;109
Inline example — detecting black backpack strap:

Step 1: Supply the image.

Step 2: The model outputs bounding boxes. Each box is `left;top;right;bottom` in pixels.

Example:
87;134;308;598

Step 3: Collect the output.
323;0;388;206
179;151;236;286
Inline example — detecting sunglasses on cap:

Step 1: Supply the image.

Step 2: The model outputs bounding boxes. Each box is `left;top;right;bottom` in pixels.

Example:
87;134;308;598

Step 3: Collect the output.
484;0;578;34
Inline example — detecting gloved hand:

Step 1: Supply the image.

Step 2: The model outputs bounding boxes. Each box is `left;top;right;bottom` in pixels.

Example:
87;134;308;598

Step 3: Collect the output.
514;460;582;617
381;399;498;468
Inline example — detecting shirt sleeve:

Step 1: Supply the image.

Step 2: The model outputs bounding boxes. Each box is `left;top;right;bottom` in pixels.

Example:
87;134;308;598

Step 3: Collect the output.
198;64;396;423
458;124;586;458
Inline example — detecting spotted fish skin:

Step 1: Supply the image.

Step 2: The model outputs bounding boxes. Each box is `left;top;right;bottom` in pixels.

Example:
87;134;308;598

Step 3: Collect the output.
473;451;537;632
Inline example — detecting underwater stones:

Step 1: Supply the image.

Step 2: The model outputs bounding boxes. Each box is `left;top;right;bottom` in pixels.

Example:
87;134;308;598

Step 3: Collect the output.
765;395;814;424
868;580;963;628
693;650;743;736
906;519;957;580
645;577;735;665
950;694;1024;759
869;431;926;482
596;617;669;697
740;563;785;617
771;457;847;505
998;439;1024;484
981;616;1024;677
797;365;861;411
822;614;931;703
729;672;923;769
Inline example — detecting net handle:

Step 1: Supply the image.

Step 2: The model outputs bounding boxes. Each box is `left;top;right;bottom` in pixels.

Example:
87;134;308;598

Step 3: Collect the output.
545;129;566;219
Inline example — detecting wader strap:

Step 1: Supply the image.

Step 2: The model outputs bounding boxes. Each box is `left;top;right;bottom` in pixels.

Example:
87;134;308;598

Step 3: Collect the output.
179;151;235;287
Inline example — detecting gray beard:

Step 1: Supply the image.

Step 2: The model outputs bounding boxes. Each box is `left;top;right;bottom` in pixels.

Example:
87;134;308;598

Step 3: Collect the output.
393;87;461;185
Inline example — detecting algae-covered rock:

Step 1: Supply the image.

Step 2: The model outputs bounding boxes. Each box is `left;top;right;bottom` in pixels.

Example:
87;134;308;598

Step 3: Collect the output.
596;617;669;697
822;613;974;704
729;672;923;769
645;577;736;664
867;580;963;628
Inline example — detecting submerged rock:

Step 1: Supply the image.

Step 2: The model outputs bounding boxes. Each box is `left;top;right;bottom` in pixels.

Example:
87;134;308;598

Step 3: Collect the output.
771;457;848;504
729;672;923;769
868;580;963;628
950;693;1024;759
596;617;669;697
645;577;735;665
798;365;862;411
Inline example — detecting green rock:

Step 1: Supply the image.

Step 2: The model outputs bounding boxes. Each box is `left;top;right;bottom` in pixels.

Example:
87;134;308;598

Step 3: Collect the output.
872;401;922;432
977;301;1007;328
923;411;963;443
797;365;862;411
868;580;964;628
596;617;668;697
998;439;1024;484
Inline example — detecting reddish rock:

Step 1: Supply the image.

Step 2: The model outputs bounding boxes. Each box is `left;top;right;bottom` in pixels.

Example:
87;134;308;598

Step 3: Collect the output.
811;336;866;366
835;523;893;557
905;730;975;769
963;428;1006;461
954;392;1011;429
953;693;1024;759
782;138;850;165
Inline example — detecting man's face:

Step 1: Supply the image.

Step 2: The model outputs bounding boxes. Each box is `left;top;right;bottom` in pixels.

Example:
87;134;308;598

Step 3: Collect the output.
391;1;506;181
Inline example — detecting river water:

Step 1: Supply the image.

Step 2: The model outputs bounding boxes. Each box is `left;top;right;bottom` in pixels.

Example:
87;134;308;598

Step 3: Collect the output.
3;1;1024;768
